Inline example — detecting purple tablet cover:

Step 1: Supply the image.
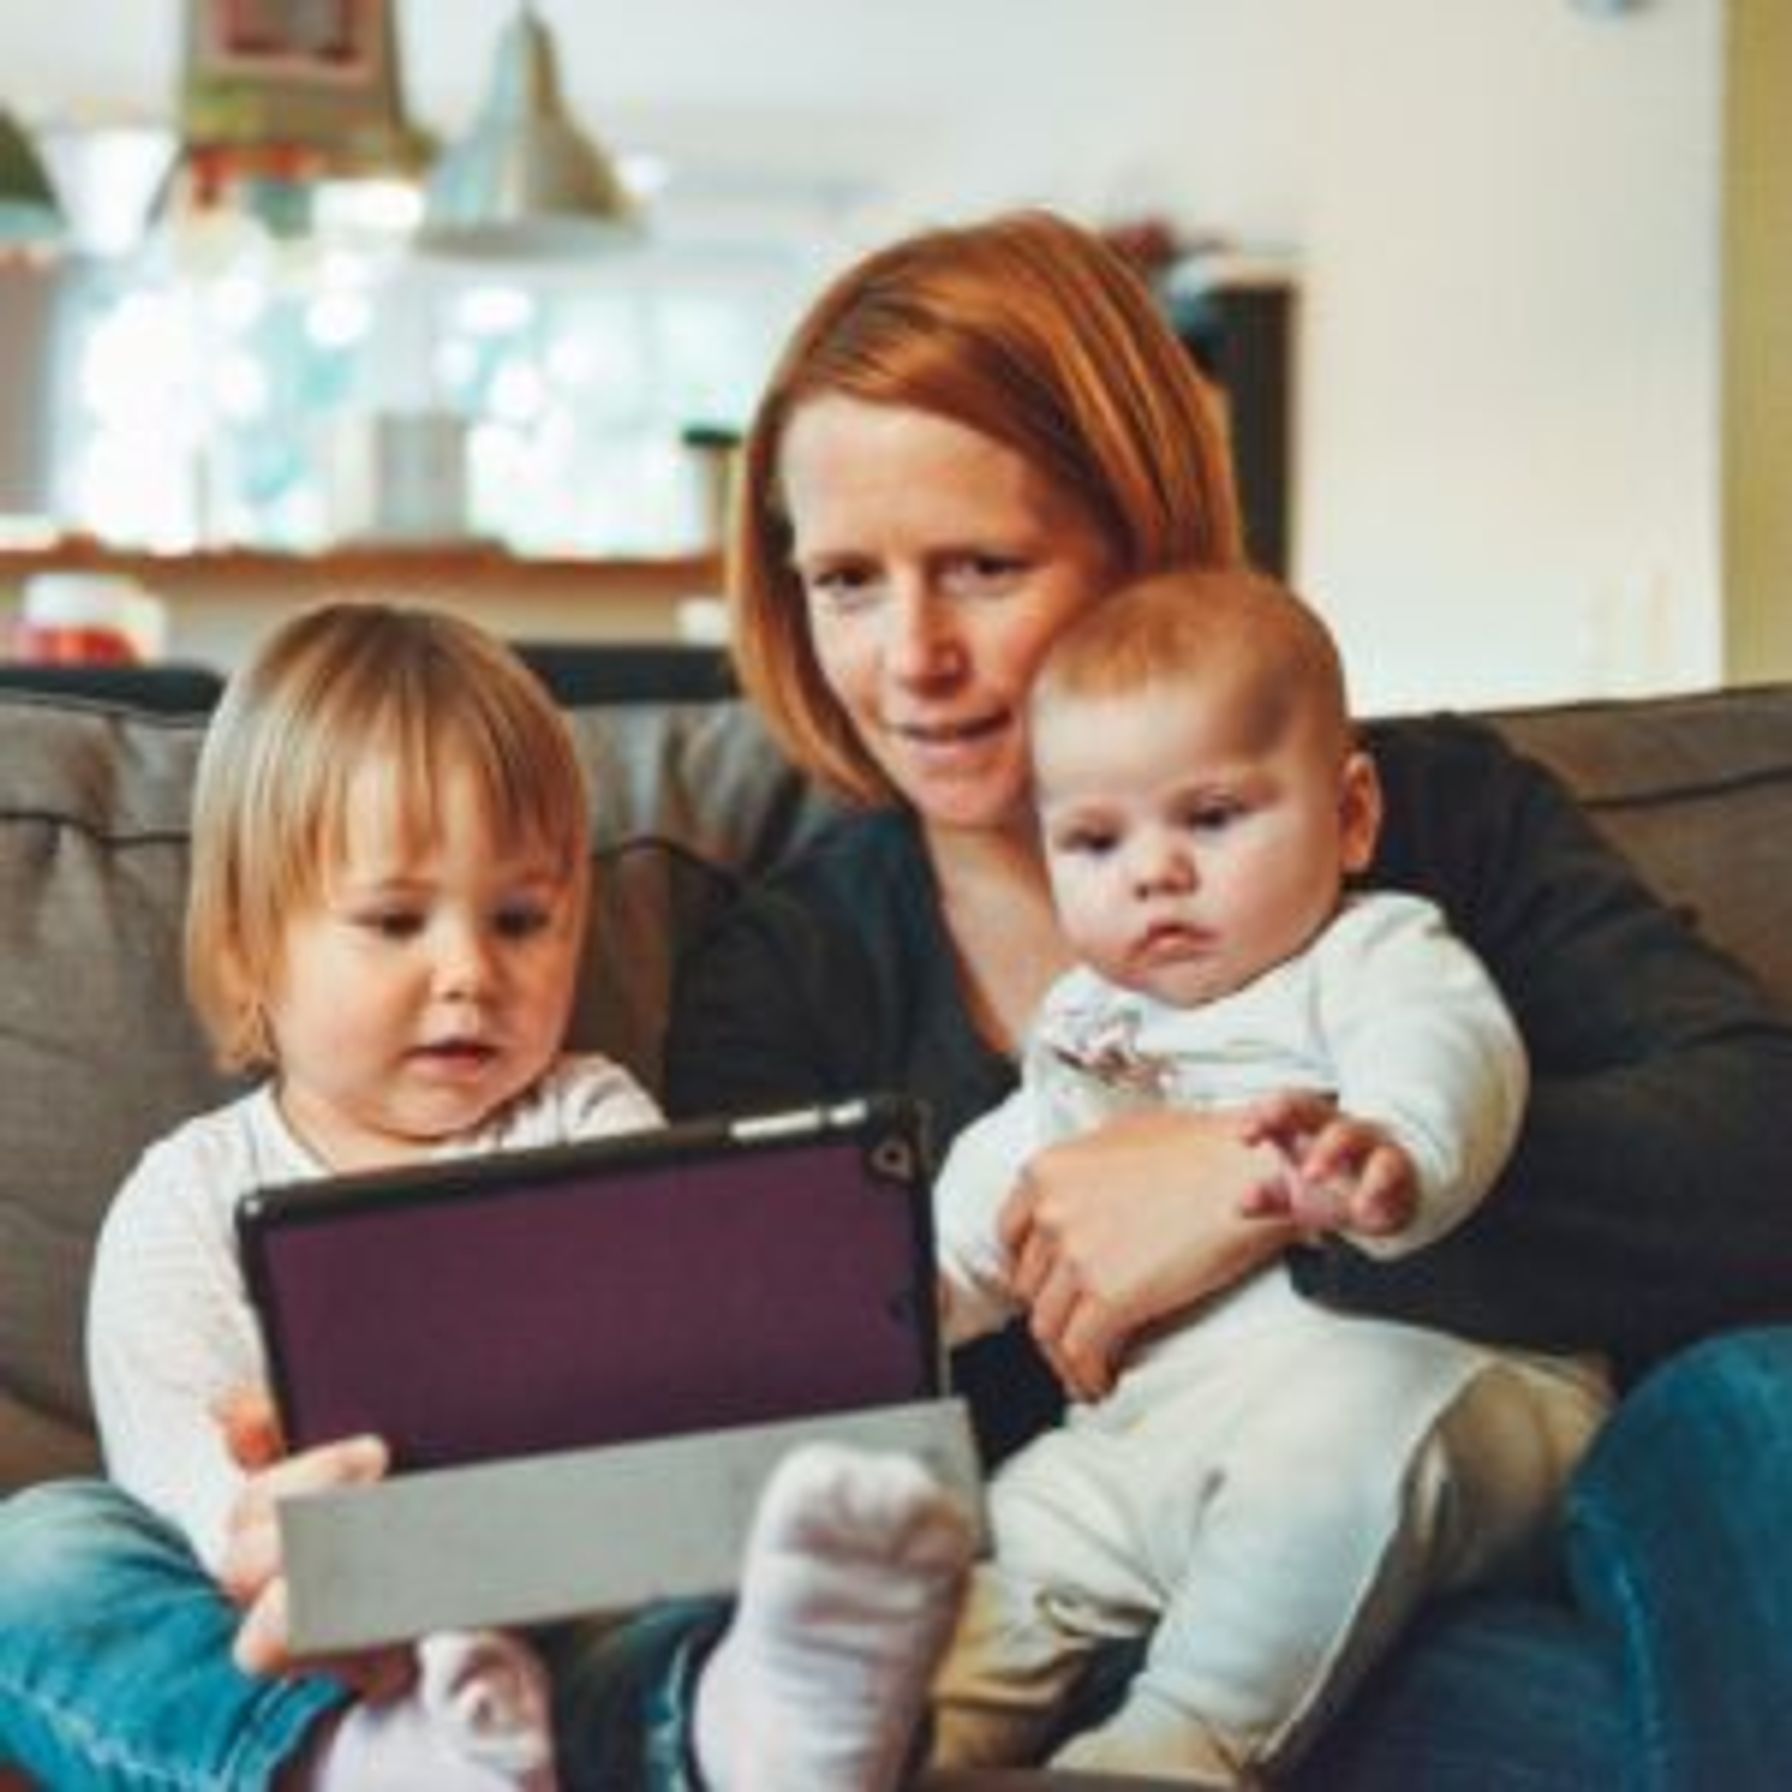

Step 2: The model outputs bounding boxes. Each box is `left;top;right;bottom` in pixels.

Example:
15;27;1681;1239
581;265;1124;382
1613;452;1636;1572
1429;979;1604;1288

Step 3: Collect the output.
239;1101;939;1472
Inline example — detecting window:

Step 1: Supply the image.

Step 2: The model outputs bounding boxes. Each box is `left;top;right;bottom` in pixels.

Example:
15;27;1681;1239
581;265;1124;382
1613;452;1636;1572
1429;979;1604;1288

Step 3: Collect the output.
49;188;828;556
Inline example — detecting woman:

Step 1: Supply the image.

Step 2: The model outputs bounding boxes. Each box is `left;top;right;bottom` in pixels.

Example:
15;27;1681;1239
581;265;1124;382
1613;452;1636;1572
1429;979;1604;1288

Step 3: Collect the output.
662;208;1792;1784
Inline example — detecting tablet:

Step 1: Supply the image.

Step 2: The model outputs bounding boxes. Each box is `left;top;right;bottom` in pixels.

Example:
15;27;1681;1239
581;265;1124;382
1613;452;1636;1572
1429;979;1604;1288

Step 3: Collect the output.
237;1095;941;1473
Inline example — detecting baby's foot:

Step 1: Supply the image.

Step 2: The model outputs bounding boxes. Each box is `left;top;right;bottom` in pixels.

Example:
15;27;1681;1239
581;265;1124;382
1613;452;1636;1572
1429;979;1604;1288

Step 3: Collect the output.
695;1442;976;1792
417;1628;557;1780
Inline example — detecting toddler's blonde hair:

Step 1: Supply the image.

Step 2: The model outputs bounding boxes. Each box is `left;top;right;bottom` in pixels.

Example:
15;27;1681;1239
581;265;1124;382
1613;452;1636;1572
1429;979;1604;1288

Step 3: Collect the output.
185;602;590;1071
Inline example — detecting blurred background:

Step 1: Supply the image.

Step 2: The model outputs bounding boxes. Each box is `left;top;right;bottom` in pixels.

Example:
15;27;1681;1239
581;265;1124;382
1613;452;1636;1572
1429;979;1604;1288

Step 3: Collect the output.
0;0;1785;712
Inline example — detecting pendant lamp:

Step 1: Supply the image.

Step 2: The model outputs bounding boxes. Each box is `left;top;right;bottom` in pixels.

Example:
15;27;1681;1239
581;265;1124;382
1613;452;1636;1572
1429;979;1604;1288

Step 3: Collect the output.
0;109;64;245
418;2;637;259
178;0;429;233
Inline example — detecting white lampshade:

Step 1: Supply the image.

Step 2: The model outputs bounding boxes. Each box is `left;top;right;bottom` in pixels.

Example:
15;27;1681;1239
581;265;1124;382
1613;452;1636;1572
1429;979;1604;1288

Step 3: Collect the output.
35;123;177;258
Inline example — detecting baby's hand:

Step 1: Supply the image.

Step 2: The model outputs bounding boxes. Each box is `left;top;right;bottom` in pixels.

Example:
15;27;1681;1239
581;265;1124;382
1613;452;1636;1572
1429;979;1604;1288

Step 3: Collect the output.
1234;1093;1417;1239
212;1385;407;1694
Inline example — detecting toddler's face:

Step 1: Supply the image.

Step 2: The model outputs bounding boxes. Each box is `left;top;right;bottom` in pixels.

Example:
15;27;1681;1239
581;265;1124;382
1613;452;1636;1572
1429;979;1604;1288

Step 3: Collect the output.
1035;680;1378;1007
264;760;584;1170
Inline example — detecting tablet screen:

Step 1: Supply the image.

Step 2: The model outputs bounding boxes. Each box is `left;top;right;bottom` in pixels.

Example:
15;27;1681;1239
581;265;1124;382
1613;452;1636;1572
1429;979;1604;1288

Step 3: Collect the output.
238;1097;939;1472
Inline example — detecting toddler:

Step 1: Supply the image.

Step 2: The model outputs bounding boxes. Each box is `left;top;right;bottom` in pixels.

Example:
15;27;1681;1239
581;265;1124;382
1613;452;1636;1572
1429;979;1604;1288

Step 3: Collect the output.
87;602;973;1791
929;569;1611;1781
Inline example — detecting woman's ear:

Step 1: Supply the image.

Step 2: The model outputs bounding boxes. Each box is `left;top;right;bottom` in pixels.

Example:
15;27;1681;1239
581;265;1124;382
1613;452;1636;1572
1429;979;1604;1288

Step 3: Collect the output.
1338;749;1383;874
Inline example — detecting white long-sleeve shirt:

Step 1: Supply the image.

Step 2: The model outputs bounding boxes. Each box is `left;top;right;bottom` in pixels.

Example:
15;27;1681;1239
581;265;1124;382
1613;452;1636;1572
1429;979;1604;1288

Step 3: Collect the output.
87;1053;662;1572
936;892;1528;1347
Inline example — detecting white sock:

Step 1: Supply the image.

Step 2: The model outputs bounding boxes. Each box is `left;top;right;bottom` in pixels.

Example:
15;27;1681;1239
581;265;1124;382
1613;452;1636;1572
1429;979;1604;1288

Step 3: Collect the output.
305;1682;557;1792
416;1629;558;1778
694;1442;976;1792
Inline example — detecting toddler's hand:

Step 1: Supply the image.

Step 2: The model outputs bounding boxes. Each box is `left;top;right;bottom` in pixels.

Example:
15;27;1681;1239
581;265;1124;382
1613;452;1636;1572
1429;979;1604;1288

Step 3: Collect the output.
213;1383;285;1472
212;1385;407;1695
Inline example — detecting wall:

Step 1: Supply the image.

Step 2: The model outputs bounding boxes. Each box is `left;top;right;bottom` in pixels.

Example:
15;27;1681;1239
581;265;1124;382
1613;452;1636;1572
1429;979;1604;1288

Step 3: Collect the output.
1291;0;1722;711
0;0;1727;710
1724;0;1792;683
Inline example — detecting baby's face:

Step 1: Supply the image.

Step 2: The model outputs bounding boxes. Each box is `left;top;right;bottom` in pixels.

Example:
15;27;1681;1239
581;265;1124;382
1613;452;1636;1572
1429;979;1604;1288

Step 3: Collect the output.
264;760;585;1170
1035;680;1378;1006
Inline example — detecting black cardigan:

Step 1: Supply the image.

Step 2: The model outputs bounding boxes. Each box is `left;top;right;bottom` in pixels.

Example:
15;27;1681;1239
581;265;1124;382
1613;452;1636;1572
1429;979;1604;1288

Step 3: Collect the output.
666;713;1792;1442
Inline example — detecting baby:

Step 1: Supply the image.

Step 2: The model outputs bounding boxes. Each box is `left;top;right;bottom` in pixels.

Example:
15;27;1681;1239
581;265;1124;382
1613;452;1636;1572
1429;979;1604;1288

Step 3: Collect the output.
929;568;1609;1781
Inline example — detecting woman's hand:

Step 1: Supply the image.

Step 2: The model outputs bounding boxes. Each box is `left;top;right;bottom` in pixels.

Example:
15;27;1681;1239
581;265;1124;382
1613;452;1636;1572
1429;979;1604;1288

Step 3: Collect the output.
998;1108;1294;1401
212;1387;409;1694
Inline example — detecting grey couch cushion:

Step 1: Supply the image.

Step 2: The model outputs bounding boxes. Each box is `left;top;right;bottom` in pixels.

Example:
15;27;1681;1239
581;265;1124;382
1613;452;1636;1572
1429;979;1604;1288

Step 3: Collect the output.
0;691;830;1488
1488;685;1792;1012
0;707;220;1483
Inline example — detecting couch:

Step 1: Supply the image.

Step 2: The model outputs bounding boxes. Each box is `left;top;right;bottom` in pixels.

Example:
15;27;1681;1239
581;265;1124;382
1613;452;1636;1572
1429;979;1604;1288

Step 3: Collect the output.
4;674;1792;1785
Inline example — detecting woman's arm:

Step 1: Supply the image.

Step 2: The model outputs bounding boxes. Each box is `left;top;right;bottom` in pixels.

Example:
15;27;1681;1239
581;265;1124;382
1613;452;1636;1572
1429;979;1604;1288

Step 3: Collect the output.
1307;715;1792;1378
1000;1107;1297;1398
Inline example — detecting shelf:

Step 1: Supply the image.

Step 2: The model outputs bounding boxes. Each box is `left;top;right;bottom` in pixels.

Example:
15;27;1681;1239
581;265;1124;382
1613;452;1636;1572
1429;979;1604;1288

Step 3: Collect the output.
0;538;723;602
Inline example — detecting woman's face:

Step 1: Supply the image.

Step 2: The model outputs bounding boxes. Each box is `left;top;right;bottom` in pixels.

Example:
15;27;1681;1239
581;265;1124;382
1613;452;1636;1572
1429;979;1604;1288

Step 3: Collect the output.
780;395;1118;832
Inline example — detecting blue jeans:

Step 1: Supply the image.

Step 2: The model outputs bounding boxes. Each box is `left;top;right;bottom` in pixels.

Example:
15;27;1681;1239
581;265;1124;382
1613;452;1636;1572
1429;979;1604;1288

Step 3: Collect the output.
0;1481;343;1789
5;1327;1792;1789
0;1482;727;1791
1291;1326;1792;1791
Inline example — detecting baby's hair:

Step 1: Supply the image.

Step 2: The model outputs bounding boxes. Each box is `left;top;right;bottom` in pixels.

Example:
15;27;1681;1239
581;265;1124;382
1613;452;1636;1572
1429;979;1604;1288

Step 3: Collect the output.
185;602;590;1071
1032;568;1355;763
